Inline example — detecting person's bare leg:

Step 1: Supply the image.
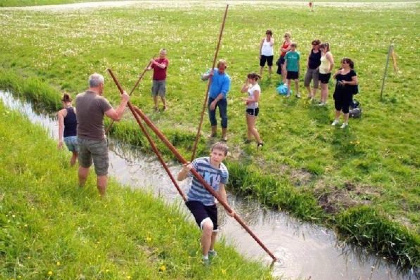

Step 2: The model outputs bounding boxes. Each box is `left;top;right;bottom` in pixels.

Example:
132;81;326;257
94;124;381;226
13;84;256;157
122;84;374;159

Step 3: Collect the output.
161;97;166;110
247;115;261;143
78;166;89;187
97;175;108;197
201;220;213;257
70;151;78;167
153;96;158;110
343;113;349;124
335;110;341;120
209;231;217;251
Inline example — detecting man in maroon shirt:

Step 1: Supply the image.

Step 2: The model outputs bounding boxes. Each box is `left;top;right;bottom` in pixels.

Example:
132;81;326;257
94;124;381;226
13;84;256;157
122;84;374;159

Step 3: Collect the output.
147;49;169;111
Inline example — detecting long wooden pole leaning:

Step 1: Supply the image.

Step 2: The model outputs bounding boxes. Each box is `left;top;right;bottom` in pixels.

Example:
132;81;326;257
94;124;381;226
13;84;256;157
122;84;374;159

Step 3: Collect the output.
107;71;276;261
190;4;229;162
107;69;187;201
105;61;152;135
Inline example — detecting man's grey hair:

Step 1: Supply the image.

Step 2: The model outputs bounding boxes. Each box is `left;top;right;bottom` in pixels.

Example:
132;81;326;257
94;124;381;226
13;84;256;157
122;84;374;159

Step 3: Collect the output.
89;73;105;88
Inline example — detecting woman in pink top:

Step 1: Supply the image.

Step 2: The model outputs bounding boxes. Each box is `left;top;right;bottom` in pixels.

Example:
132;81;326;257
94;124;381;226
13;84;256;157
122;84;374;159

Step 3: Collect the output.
276;32;292;84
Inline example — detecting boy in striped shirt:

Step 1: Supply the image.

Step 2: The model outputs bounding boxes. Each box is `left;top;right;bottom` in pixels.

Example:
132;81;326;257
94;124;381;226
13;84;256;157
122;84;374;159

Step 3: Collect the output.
177;142;235;264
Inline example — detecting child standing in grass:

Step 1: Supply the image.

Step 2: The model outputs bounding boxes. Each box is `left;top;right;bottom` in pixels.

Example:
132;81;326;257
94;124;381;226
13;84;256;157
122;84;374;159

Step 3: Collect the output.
241;73;263;148
57;93;78;166
284;42;301;98
177;142;235;265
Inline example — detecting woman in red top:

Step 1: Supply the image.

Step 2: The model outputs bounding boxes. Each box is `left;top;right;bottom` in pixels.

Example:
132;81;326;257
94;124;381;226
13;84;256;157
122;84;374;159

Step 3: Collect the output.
276;32;292;84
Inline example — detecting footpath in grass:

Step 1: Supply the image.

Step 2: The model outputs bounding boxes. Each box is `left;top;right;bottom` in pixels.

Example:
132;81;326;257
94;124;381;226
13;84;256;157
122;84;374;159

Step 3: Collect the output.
0;101;273;279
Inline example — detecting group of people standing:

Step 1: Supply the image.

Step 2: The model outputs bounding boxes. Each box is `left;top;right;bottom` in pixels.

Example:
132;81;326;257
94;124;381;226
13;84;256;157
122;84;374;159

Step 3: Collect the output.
259;30;359;128
56;31;359;264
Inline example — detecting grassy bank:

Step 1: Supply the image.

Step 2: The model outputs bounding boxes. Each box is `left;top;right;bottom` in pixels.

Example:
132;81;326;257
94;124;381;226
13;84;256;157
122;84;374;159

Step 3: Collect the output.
0;101;273;279
0;1;419;269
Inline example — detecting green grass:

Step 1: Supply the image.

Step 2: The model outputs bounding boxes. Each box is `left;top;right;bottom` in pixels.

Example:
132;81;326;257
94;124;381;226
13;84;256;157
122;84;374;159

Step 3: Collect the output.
0;0;419;269
0;102;273;279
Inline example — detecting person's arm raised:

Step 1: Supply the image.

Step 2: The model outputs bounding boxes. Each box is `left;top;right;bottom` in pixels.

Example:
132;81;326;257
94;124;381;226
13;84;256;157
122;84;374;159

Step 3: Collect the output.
105;91;130;121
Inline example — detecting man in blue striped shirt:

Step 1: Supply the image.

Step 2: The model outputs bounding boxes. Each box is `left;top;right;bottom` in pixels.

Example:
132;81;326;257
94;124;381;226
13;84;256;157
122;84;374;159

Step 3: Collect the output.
177;142;234;265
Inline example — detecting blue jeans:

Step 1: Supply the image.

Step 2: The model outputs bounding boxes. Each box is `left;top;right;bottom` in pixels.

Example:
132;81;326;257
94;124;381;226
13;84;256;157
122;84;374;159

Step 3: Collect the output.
208;97;227;128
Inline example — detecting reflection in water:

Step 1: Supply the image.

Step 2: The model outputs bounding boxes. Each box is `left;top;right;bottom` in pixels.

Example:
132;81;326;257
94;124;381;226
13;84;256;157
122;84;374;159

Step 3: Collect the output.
1;90;416;280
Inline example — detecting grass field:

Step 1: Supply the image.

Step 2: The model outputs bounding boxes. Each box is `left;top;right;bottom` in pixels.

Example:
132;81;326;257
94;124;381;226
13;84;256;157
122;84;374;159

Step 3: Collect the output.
0;0;419;270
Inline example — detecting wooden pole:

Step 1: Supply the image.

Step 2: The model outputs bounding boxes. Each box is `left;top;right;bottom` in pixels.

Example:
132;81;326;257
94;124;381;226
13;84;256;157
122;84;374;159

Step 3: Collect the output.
105;60;152;135
107;69;187;201
190;4;229;161
380;43;393;101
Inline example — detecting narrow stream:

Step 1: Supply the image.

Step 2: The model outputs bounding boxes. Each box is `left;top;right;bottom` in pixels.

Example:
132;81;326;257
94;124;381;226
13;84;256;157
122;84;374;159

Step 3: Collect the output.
1;90;416;280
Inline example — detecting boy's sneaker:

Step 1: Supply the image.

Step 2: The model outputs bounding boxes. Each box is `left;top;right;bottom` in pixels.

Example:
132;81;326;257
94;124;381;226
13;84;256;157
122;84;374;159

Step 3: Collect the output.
340;123;348;129
202;257;210;266
208;250;217;258
331;120;340;126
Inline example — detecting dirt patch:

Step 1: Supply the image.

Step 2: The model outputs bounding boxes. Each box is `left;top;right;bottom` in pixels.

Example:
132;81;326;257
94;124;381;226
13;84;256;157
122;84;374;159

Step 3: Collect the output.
315;182;382;214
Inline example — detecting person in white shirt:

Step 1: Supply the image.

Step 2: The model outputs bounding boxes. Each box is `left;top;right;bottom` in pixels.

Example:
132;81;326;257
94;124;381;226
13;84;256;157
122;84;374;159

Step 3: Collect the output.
259;30;275;78
241;72;263;148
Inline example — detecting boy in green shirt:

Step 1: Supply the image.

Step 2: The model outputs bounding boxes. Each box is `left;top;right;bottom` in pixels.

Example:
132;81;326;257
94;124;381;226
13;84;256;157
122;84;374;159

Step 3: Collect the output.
284;42;301;98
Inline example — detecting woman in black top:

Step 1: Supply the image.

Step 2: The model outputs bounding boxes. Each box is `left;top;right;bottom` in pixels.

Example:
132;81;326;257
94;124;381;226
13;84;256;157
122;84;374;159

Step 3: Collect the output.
304;39;321;100
331;58;359;129
57;93;78;166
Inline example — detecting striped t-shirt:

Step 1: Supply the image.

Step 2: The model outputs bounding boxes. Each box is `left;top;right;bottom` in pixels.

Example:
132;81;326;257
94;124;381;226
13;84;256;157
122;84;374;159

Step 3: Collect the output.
186;157;229;206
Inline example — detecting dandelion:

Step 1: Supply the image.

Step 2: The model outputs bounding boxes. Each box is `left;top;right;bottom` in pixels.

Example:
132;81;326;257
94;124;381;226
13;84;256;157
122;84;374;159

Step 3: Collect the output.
145;236;152;242
48;271;53;276
56;261;61;266
126;276;131;279
159;265;166;272
221;269;227;275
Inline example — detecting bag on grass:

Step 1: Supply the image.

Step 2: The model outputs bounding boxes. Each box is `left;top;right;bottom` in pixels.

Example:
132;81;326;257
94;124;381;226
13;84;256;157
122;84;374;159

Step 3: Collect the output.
276;84;290;96
349;99;362;118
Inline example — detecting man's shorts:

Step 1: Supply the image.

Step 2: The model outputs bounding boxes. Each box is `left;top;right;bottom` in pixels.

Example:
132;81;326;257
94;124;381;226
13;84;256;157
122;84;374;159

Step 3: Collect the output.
64;136;78;152
260;55;274;67
186;200;218;231
152;80;166;97
287;71;299;80
77;138;109;176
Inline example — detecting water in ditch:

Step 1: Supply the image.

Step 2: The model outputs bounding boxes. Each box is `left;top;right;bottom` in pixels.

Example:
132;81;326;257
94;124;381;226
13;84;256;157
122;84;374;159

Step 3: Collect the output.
1;90;416;280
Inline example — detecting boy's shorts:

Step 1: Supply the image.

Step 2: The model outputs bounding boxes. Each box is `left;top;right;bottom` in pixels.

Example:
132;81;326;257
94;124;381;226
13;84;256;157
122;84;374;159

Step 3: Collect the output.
152;80;166;97
287;71;299;80
186;200;218;231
